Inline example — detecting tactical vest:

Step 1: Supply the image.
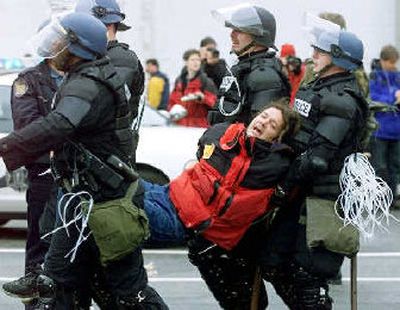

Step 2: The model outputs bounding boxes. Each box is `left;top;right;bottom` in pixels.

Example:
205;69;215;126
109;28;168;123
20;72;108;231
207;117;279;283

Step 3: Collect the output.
292;73;368;196
107;41;144;121
170;124;274;250
54;59;133;165
216;51;290;125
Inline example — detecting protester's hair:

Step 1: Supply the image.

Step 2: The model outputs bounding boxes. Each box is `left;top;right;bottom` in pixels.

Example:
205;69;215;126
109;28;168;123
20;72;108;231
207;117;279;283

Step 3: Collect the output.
200;36;217;48
146;58;159;67
207;47;220;59
318;12;347;30
183;49;200;61
260;97;301;142
380;45;399;62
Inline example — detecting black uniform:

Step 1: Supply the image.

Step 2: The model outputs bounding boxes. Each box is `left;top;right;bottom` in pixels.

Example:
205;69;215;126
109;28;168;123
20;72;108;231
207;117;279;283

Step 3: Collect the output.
208;50;290;126
0;58;167;309
259;72;368;309
107;40;144;162
10;61;59;275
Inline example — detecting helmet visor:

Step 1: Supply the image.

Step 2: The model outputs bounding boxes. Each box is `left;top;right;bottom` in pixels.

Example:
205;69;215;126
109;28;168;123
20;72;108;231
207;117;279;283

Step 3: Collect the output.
29;16;70;59
303;13;340;52
212;3;264;36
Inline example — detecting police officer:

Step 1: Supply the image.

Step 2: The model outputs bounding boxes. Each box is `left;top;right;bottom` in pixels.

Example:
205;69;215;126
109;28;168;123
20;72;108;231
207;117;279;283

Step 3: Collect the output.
259;29;368;309
1;58;61;306
75;0;144;161
0;12;167;309
208;3;290;126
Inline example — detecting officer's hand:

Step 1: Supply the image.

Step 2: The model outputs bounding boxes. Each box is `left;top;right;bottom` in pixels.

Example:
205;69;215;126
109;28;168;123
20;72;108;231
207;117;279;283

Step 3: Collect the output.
269;185;289;208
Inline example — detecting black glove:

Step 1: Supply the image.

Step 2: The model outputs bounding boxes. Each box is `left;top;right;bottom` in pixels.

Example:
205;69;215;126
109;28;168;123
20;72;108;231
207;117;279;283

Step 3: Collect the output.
269;184;289;209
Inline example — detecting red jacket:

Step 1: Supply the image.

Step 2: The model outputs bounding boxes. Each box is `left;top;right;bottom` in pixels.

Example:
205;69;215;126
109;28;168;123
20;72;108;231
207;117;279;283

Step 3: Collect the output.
168;70;217;127
169;123;293;250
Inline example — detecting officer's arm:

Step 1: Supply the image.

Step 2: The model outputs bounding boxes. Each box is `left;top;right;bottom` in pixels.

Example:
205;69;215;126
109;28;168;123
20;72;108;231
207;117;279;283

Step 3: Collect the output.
248;67;290;117
0;96;91;171
11;77;43;130
284;93;360;187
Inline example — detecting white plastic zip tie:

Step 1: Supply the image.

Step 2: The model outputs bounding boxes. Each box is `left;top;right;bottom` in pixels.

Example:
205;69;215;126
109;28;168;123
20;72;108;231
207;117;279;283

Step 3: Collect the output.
41;191;94;262
335;153;400;239
218;64;243;117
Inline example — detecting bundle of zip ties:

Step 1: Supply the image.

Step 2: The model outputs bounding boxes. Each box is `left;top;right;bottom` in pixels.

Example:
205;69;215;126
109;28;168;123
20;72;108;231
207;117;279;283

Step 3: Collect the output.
41;191;94;262
335;153;400;239
335;153;399;239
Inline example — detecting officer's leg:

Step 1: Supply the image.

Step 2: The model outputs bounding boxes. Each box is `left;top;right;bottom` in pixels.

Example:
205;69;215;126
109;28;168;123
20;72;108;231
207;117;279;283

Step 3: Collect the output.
291;225;344;309
104;247;168;309
37;197;95;309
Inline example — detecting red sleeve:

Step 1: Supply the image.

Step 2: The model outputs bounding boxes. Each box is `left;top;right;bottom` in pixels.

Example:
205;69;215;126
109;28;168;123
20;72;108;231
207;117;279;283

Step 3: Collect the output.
167;82;182;111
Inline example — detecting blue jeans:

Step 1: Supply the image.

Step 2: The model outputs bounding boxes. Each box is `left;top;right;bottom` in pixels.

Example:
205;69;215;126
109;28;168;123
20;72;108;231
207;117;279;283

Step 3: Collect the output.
141;180;186;245
370;137;400;197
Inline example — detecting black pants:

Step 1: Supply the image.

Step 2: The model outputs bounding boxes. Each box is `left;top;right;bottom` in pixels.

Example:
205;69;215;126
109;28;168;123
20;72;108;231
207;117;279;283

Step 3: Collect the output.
43;193;167;309
25;168;56;272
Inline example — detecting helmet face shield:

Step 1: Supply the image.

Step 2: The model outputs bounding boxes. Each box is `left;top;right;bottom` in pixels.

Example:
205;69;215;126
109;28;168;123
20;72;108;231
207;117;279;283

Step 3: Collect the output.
29;17;70;59
212;3;264;36
303;13;340;52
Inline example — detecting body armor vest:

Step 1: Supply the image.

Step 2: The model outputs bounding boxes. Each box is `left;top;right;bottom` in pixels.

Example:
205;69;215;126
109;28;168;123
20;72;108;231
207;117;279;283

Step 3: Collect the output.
107;41;144;121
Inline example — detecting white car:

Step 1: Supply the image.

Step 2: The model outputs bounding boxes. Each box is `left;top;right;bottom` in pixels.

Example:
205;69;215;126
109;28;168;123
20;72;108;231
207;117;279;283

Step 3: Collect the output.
0;70;205;225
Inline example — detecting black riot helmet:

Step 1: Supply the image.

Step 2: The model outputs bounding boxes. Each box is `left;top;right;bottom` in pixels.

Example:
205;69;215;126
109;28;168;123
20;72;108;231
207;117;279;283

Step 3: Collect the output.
213;4;277;50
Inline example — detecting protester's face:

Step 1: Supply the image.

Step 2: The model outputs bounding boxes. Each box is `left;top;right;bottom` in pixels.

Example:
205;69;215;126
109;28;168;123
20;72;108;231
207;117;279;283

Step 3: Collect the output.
380;59;398;71
186;53;201;72
312;47;332;73
246;107;284;142
230;29;253;55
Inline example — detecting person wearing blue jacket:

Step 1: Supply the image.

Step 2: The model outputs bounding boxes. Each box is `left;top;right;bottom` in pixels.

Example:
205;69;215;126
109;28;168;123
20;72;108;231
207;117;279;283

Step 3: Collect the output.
370;44;400;208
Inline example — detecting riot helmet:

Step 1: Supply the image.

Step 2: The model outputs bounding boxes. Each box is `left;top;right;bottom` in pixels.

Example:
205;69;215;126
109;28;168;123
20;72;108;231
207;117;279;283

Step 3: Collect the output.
30;12;107;61
75;0;131;31
305;13;363;71
312;30;363;71
212;3;277;50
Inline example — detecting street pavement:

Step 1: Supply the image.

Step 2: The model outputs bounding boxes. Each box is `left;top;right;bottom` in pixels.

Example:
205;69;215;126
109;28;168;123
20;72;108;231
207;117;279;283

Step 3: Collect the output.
0;209;399;309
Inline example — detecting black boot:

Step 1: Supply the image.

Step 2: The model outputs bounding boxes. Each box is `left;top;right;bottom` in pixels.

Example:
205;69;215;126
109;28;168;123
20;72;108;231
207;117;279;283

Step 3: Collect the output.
2;267;42;302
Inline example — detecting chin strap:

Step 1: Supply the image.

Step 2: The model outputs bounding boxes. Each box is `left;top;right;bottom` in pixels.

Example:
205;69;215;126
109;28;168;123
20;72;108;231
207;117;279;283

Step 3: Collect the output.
231;40;256;56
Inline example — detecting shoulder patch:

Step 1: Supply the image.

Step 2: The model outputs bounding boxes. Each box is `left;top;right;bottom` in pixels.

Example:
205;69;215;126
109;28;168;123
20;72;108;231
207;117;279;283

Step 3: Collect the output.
13;78;28;98
202;143;215;159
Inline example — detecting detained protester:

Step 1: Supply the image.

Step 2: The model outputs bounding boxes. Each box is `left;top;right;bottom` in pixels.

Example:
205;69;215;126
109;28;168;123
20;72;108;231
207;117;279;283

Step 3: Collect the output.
258;17;372;309
75;0;145;162
136;100;300;309
0;13;167;309
208;3;290;126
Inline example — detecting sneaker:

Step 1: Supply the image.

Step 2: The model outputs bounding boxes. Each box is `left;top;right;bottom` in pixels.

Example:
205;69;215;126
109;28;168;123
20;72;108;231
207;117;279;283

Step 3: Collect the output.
2;271;39;301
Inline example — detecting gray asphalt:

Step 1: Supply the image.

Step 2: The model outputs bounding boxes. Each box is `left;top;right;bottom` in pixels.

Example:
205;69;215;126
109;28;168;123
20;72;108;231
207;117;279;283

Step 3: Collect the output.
0;210;400;309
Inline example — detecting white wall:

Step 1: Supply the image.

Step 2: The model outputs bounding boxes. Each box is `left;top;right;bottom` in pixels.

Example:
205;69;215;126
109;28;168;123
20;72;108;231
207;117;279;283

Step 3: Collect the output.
0;0;396;81
118;0;396;81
